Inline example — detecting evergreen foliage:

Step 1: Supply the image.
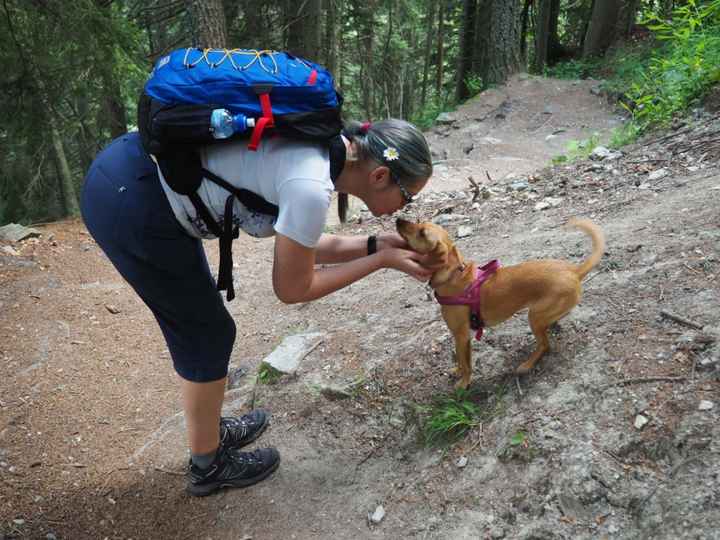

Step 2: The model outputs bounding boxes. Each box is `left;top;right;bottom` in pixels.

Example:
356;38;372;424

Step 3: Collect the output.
1;0;718;224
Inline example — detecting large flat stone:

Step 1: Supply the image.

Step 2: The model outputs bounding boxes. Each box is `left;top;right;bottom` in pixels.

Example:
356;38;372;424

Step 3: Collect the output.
0;223;41;242
263;332;325;374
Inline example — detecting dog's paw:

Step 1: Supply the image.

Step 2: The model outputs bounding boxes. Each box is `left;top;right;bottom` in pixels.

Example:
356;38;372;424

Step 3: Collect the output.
515;362;533;375
454;378;471;390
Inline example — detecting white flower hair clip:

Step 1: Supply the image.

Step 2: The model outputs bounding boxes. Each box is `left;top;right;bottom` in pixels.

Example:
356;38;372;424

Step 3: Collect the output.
383;147;399;161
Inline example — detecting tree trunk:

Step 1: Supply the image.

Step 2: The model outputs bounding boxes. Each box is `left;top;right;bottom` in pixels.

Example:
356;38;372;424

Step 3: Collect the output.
33;75;79;217
100;69;127;139
305;0;323;61
381;0;395;115
324;0;338;75
286;0;323;60
95;0;127;137
475;0;521;86
583;0;623;57
420;0;436;109
547;0;569;64
237;1;266;48
354;3;375;117
186;0;227;48
403;25;417;119
50;113;79;217
338;2;346;91
617;0;640;40
519;0;532;66
456;0;478;102
435;0;445;104
533;0;552;73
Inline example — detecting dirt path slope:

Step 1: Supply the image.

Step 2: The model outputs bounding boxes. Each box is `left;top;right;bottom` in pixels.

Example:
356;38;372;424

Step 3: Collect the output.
1;77;718;540
425;74;622;192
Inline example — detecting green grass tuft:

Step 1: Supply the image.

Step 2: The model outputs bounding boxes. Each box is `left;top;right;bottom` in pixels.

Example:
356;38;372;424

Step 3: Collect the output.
418;385;508;448
257;363;283;385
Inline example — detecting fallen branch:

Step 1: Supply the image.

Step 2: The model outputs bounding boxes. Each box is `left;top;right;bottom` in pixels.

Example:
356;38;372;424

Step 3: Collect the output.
625;159;670;164
468;176;481;201
602;376;686;389
355;445;379;471
583;269;605;284
660;309;704;330
640;123;696;148
468;424;484;452
154;466;185;476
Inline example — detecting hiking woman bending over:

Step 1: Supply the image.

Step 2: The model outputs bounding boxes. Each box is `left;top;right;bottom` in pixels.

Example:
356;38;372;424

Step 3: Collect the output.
80;119;435;496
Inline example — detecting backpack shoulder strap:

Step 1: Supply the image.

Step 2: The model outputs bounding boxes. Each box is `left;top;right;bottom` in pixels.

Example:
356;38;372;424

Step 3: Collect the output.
200;167;279;217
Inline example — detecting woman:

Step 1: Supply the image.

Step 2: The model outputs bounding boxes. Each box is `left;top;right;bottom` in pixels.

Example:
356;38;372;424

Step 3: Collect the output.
81;119;435;497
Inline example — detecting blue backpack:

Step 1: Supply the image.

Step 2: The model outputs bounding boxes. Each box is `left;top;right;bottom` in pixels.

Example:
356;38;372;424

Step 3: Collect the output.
136;48;345;300
139;47;343;154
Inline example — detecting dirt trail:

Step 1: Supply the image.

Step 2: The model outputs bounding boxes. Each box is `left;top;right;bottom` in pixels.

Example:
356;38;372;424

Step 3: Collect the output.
1;76;719;540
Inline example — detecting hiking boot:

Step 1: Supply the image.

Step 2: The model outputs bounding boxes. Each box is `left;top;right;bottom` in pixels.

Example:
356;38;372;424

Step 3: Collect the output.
220;409;270;449
187;444;280;497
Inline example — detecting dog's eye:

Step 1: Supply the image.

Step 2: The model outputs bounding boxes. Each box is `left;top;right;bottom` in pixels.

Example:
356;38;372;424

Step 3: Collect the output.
419;228;427;238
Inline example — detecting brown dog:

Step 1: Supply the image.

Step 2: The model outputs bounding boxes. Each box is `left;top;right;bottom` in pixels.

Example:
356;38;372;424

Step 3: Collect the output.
396;218;605;388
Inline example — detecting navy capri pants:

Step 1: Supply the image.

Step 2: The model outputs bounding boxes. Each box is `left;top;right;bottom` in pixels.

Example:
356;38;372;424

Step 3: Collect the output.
80;132;236;382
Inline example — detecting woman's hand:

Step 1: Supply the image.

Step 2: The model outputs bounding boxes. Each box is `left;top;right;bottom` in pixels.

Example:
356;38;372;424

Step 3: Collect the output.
376;231;446;278
376;231;409;251
380;247;440;281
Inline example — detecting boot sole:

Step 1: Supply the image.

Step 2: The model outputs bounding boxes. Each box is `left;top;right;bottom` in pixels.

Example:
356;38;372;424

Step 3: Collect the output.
186;455;281;497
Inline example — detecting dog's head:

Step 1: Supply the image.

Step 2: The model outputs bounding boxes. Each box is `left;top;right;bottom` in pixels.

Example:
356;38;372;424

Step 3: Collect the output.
396;219;463;287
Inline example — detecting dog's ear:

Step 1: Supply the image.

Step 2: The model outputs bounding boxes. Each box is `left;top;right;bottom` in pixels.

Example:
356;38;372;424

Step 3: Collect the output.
449;245;462;265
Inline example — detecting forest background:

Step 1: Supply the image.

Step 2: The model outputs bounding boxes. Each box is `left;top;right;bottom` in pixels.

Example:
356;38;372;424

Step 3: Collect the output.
1;0;718;225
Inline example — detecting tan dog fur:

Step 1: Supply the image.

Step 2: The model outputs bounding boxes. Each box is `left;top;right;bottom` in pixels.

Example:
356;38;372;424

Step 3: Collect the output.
396;218;605;388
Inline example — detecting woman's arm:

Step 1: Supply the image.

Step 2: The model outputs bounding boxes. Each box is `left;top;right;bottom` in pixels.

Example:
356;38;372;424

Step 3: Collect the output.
273;233;432;304
314;231;408;264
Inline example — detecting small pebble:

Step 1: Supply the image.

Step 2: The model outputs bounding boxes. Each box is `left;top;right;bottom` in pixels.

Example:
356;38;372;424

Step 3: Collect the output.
369;505;385;524
698;400;714;411
634;414;649;430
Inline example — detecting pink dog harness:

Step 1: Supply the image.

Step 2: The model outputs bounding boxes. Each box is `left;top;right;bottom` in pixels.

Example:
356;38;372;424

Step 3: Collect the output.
434;259;500;340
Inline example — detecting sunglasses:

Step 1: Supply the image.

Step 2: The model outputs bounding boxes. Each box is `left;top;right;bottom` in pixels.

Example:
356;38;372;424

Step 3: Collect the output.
394;177;415;205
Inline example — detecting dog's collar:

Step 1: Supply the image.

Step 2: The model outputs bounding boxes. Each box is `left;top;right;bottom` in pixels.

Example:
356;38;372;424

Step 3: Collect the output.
434;259;500;340
430;261;472;289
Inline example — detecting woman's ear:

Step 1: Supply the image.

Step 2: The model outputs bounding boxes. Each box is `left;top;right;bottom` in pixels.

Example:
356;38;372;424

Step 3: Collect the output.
368;165;392;189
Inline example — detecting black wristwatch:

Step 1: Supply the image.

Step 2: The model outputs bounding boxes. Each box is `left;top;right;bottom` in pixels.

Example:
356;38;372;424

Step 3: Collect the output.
367;235;377;255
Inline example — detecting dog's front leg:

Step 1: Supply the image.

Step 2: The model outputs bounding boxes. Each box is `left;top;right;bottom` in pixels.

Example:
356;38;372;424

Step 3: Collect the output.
443;306;473;389
453;331;473;389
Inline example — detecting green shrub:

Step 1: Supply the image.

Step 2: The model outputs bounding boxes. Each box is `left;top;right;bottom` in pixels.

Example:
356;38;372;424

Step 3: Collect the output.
625;0;720;129
546;1;720;146
464;72;484;96
551;132;601;164
545;57;603;80
412;101;451;130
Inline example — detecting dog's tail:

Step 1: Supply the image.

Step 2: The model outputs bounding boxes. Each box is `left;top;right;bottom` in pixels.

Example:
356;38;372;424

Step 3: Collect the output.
568;218;605;280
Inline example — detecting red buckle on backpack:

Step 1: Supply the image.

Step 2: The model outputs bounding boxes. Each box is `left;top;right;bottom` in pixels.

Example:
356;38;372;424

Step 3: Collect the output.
248;93;275;151
307;69;318;85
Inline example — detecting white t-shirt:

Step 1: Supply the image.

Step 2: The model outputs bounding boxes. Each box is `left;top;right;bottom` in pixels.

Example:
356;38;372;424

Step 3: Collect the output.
156;138;333;248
